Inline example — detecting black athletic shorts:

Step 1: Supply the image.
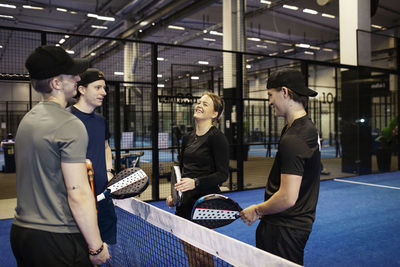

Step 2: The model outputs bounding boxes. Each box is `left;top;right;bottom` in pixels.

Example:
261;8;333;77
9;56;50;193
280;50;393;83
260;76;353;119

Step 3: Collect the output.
10;224;92;267
256;220;311;265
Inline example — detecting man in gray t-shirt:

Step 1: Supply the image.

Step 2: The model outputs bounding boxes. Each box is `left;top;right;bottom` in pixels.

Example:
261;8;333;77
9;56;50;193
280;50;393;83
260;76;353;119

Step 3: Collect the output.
10;46;110;266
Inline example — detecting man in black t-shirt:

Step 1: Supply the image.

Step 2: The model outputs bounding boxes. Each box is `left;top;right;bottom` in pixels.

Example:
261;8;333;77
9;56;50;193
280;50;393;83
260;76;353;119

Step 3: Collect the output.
240;69;321;265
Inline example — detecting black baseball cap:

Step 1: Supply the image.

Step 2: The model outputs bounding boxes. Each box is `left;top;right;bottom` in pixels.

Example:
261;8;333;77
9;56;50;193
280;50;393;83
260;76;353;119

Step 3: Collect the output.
77;68;106;87
267;69;318;97
25;45;89;79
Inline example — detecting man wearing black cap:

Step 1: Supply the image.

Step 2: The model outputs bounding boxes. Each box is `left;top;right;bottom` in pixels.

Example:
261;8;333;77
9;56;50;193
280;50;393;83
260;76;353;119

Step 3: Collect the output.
240;69;321;265
10;46;110;266
69;68;117;245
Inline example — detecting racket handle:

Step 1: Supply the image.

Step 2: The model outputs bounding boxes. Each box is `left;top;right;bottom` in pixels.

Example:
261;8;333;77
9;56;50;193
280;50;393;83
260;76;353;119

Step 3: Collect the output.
97;194;105;202
86;159;97;209
97;189;111;202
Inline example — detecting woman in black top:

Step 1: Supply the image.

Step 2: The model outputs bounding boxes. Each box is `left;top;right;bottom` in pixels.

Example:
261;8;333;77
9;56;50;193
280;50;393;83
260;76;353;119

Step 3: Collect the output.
166;92;229;220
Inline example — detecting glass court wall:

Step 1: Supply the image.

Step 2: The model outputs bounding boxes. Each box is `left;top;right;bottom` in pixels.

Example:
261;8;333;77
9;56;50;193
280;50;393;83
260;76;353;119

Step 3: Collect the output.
0;26;399;201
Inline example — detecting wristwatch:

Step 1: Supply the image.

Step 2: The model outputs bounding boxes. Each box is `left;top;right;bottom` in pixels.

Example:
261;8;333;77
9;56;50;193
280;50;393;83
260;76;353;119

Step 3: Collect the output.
194;178;200;188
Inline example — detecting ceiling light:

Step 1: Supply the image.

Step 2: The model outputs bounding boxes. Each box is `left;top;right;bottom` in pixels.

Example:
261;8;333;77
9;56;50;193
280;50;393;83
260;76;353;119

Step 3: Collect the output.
168;25;185;30
114;72;124;75
260;0;272;4
269;52;278;56
157;74;162;78
55;44;60;47
303;9;318;15
248;37;261;42
296;43;310;48
284;48;294;53
59;38;66;44
323;48;333;52
66;50;74;54
256;45;268;49
264;40;277;44
97;15;115;21
87;13;115;21
198;61;209;65
304;51;314;55
322;13;335;18
139;29;143;32
280;42;292;47
152;22;155;26
191;76;199;80
210;31;223;36
64;35;70;39
56;8;67;12
90;52;96;56
246;64;252;69
70;11;77;14
157;84;165;88
0;45;3;48
23;5;44;10
140;21;149;26
91;25;108;29
203;29;208;33
0;14;14;19
157;57;165;61
310;46;320;50
0;4;16;8
283;5;299;10
371;24;383;29
203;38;216;42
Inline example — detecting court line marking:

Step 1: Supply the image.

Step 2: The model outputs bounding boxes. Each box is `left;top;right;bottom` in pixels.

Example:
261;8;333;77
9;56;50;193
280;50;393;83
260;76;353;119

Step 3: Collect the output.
333;179;400;190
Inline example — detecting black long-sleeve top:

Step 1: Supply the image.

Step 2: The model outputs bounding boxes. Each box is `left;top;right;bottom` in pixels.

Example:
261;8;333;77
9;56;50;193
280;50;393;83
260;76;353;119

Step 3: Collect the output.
175;126;229;219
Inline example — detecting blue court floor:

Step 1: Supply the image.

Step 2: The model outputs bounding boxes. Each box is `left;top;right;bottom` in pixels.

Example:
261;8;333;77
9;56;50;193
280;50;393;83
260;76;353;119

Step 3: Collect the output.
151;171;400;266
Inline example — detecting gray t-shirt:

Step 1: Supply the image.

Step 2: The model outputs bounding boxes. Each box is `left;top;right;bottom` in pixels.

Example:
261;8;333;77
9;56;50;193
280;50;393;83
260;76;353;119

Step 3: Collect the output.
13;101;88;233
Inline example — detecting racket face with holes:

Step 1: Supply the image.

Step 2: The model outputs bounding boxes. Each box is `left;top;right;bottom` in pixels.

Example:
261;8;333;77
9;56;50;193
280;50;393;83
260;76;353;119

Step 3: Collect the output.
171;166;182;206
106;167;149;199
191;194;242;229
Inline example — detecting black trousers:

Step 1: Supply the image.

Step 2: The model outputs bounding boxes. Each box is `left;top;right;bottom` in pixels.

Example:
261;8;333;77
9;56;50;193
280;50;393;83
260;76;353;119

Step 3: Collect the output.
10;224;92;267
256;220;310;265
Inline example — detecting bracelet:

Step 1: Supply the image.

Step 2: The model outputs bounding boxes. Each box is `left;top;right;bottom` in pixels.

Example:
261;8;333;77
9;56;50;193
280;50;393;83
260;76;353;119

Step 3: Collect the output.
89;243;104;256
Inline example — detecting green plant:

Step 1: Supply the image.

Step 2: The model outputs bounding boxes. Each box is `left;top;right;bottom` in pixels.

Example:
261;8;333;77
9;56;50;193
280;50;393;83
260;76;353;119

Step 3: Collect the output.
375;116;398;148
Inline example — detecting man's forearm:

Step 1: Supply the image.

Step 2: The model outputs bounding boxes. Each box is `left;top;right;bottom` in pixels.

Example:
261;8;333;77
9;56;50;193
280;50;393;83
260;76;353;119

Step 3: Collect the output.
62;162;103;250
68;191;103;250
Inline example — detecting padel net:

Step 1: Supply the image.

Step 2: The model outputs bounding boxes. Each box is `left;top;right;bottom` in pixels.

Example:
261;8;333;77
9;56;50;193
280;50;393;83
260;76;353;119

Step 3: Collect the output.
108;197;299;267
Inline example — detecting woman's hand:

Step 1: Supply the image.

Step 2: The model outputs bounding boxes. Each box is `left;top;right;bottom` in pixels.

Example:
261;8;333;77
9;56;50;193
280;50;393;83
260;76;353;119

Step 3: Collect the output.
166;195;175;208
174;178;196;192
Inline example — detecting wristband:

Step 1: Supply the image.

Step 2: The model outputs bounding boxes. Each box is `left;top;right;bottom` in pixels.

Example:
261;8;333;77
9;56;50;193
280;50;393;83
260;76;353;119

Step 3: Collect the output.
193;178;200;188
89;243;104;256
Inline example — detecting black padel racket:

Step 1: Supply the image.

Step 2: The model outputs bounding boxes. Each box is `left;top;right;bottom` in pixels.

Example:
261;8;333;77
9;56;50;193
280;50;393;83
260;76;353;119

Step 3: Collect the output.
97;167;149;201
170;166;182;206
191;194;242;229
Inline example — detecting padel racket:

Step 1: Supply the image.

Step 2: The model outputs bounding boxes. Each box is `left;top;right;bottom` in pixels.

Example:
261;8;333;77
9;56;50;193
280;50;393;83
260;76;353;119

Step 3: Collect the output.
97;167;149;202
191;194;242;229
170;166;182;206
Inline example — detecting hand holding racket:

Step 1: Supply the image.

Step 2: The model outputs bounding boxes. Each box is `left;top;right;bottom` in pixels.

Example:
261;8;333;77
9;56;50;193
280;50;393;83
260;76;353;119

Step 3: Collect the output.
97;167;149;202
239;205;261;226
191;194;243;229
169;166;182;207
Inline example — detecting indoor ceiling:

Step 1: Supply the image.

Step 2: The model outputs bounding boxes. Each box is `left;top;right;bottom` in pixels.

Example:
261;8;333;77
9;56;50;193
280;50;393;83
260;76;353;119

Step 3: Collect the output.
0;0;399;79
1;0;399;51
